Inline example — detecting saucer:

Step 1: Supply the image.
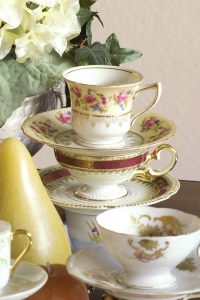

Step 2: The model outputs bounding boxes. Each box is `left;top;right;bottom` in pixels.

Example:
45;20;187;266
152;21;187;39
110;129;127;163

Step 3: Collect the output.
22;108;176;155
67;245;200;297
0;261;48;300
39;165;180;209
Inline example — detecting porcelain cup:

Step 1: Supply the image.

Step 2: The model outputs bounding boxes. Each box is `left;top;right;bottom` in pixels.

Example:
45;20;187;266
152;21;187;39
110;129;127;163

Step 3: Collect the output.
63;65;162;148
0;220;32;289
55;144;177;201
96;206;200;288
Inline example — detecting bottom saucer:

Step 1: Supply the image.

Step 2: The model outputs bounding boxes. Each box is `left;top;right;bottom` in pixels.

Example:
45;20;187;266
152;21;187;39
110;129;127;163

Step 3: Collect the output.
39;165;180;209
67;245;200;297
0;261;48;300
106;290;200;300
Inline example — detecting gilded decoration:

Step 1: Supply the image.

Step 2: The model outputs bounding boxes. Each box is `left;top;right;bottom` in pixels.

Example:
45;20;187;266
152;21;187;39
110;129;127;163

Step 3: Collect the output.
128;238;169;262
131;215;183;237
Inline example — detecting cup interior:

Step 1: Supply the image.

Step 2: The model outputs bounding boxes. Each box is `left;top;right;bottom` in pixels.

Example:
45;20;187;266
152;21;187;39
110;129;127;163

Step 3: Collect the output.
63;66;143;86
96;207;200;237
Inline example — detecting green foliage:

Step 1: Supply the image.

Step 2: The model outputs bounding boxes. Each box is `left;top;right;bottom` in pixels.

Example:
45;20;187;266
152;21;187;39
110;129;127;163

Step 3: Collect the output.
74;33;142;66
0;0;142;127
106;33;142;65
0;53;75;127
77;7;93;27
79;0;97;8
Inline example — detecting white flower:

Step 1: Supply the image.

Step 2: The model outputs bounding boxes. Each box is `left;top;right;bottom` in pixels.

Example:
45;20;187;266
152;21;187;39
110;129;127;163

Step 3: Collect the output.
0;25;19;59
44;8;81;39
0;0;81;62
15;24;54;63
0;0;26;28
43;0;81;56
20;6;43;32
31;0;57;6
57;0;80;15
50;35;67;56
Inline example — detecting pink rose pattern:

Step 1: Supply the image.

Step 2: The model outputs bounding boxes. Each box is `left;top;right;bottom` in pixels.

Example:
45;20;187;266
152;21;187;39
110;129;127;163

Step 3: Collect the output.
30;119;57;137
141;117;170;142
71;86;131;112
56;111;72;124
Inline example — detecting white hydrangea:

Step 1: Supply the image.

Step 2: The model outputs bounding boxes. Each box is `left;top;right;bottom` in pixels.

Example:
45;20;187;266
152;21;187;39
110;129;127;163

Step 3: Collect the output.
0;0;26;28
0;0;81;62
31;0;57;6
0;25;18;59
15;24;54;62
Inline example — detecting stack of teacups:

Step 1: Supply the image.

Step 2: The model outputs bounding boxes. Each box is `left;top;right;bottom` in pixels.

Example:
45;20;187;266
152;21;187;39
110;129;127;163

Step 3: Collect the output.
61;65;177;201
55;65;178;251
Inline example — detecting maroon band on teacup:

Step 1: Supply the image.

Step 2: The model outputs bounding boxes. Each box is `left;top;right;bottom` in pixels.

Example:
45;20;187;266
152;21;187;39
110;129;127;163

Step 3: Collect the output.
41;168;70;185
55;151;148;170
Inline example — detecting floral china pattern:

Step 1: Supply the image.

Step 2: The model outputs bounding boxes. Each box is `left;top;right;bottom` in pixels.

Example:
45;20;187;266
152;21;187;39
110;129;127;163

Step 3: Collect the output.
71;86;133;113
126;215;184;262
142;177;169;198
140;116;171;142
82;268;118;284
30;119;57;138
56;111;72;124
24;108;176;152
128;238;169;262
80;255;197;284
131;215;184;237
176;257;197;272
86;220;101;243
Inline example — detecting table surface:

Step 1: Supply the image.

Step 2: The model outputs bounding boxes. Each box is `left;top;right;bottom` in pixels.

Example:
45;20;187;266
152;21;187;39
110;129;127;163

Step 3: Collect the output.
89;180;200;300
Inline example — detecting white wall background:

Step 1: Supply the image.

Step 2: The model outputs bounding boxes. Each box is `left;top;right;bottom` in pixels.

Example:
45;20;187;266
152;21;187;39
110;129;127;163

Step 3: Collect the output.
34;0;200;181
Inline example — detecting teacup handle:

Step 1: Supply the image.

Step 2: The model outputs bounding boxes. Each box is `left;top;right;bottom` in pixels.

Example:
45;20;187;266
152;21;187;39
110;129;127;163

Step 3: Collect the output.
131;82;162;126
10;229;32;276
133;144;178;181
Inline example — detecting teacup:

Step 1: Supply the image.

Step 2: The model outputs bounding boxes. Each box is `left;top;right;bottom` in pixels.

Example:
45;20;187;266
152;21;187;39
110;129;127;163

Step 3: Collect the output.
54;144;177;201
0;220;32;289
96;206;200;288
63;65;162;148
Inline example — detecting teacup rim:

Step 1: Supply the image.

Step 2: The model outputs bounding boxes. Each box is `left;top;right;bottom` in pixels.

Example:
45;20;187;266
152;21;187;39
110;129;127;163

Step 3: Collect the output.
96;206;200;239
63;65;143;88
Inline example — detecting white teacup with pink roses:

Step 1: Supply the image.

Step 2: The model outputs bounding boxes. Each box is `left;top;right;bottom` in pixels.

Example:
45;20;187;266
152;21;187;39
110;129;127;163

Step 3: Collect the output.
63;65;162;148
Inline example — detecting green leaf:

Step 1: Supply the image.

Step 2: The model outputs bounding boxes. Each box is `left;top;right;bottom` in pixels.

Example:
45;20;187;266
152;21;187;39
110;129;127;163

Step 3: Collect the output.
86;19;92;46
77;8;93;27
0;52;75;127
106;33;142;65
74;42;109;65
80;0;97;8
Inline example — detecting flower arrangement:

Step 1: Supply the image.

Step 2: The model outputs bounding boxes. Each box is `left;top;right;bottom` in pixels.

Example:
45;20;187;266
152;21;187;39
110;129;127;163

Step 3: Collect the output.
0;0;142;127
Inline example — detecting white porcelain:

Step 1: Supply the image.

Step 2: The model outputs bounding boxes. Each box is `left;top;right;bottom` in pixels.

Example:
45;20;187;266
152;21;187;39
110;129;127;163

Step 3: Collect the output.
107;291;200;300
0;220;32;289
96;207;200;288
40;166;180;253
63;65;162;148
67;245;200;297
65;208;103;253
39;165;180;210
55;144;177;201
0;261;48;300
22;108;176;156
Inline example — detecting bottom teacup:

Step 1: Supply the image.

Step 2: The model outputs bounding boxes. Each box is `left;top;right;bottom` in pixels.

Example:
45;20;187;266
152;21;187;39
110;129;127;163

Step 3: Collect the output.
96;206;200;288
0;220;32;289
